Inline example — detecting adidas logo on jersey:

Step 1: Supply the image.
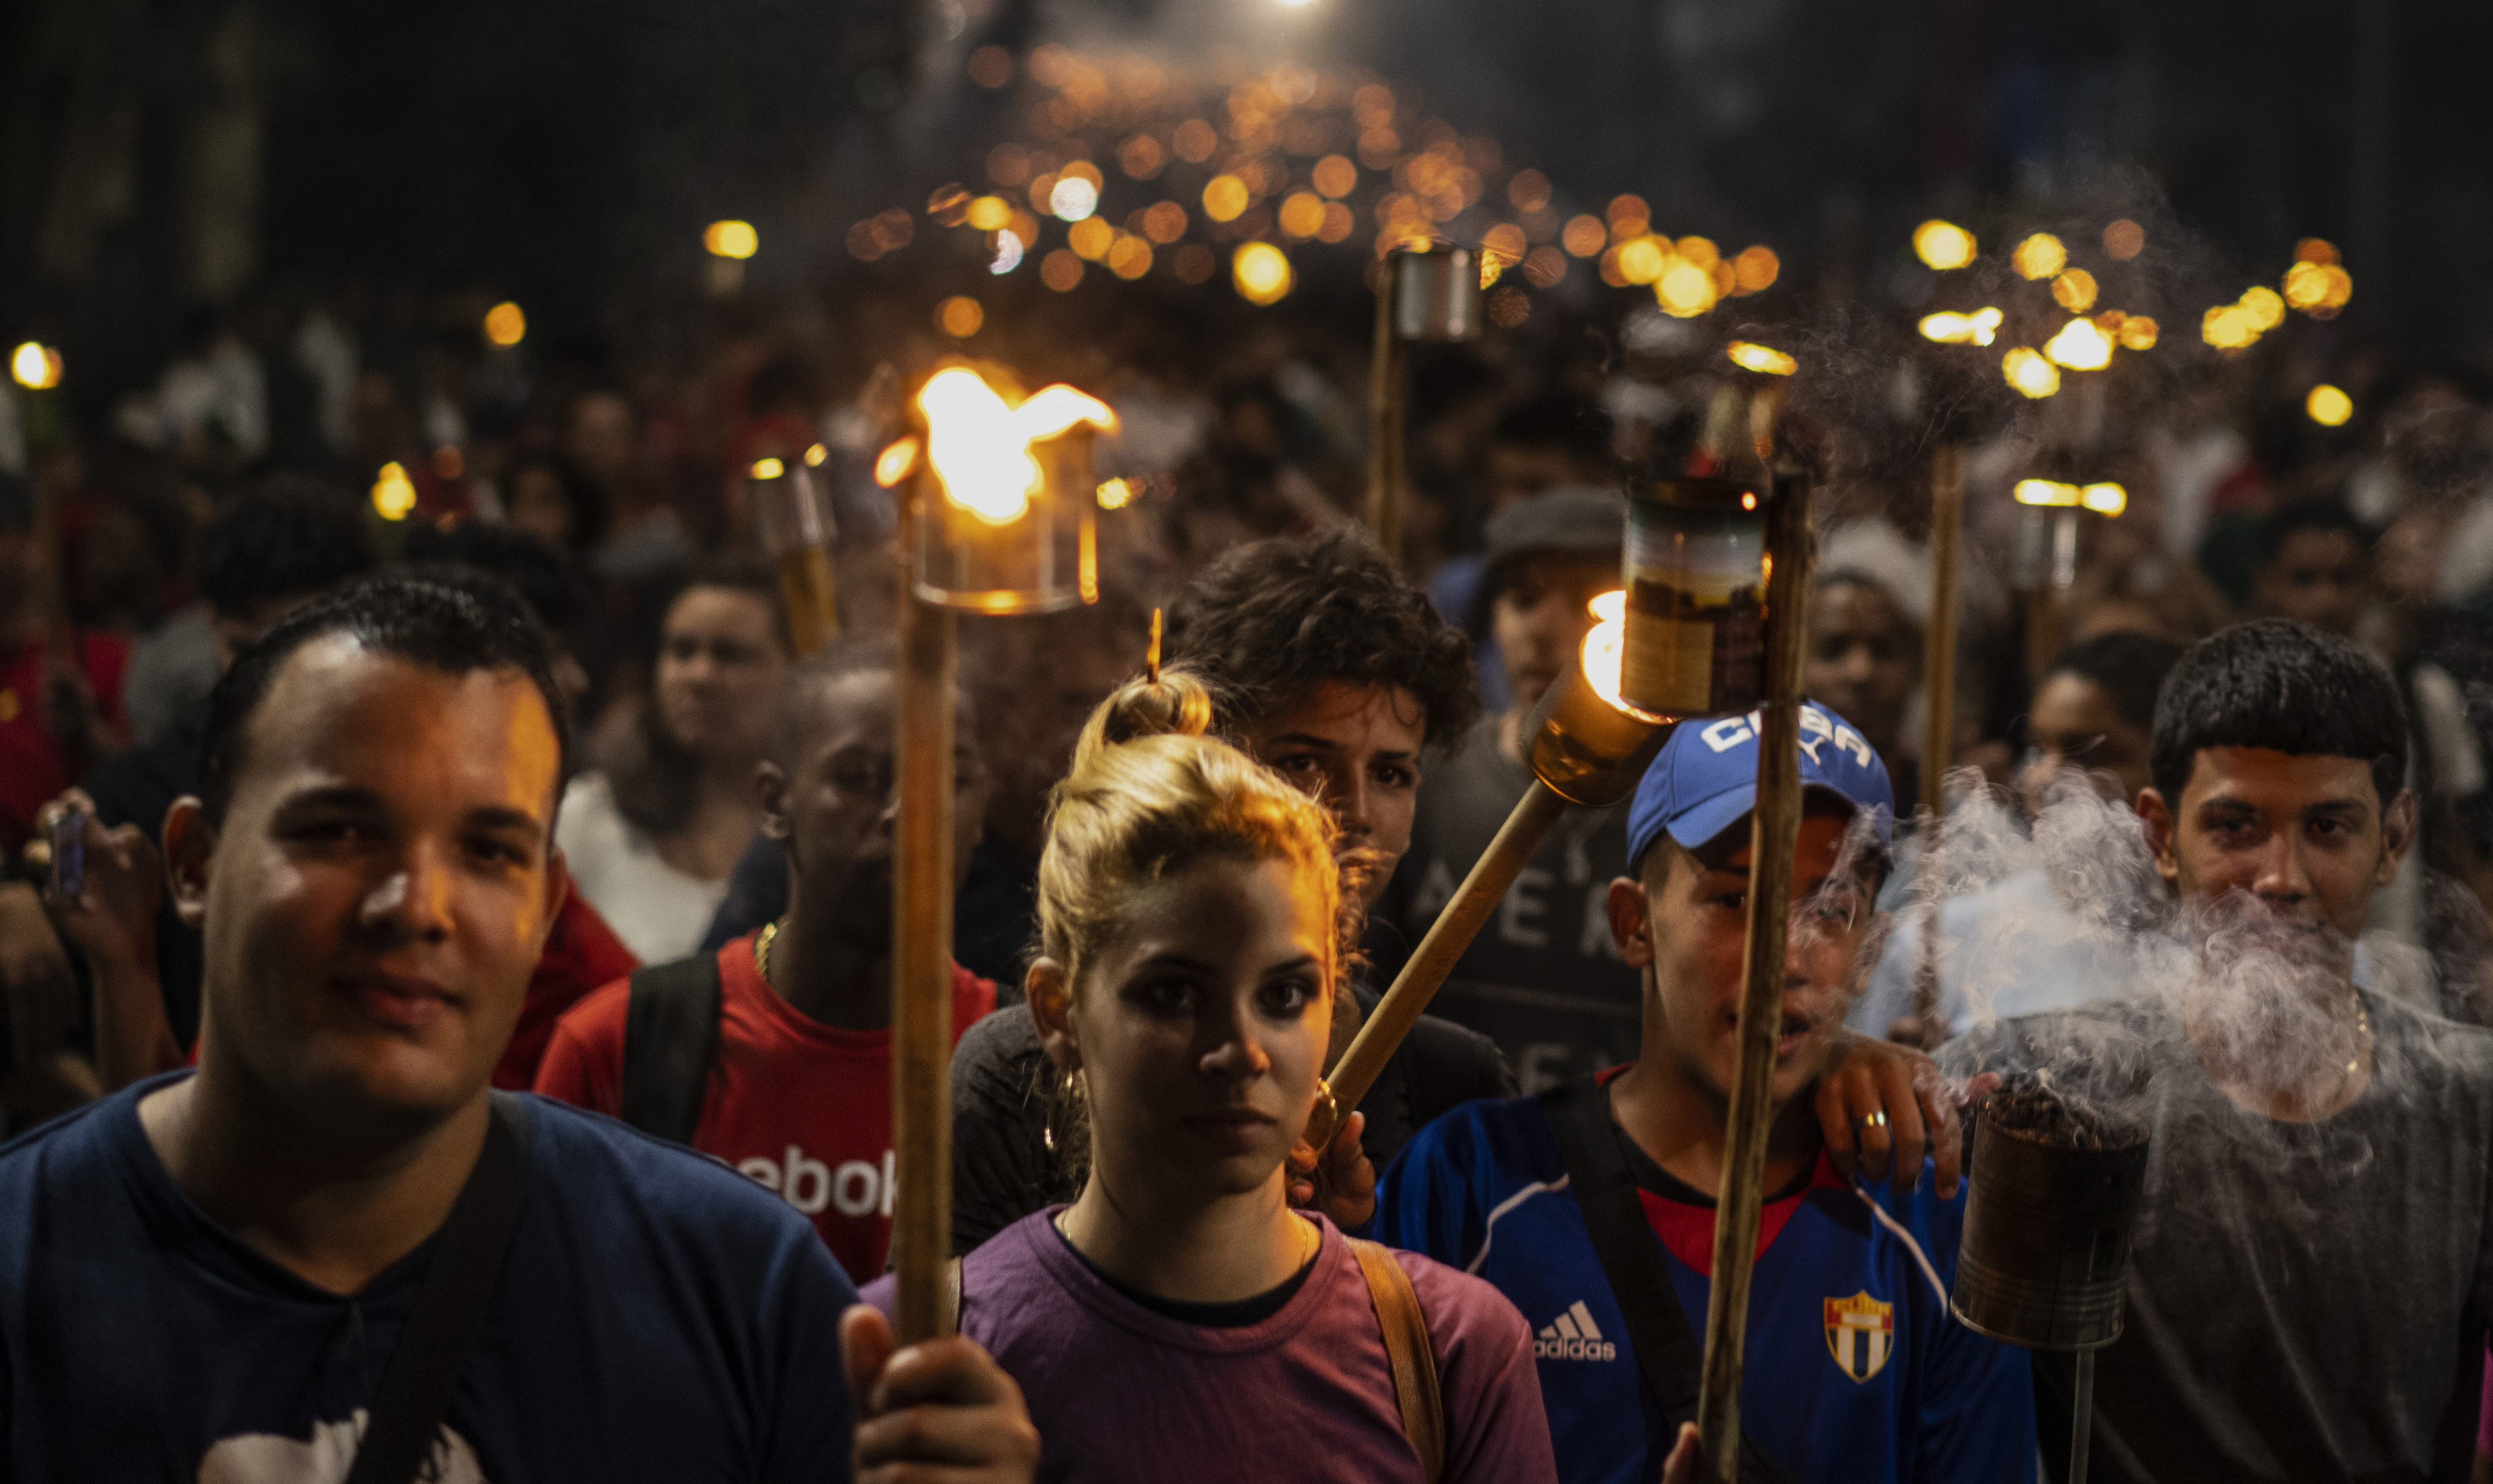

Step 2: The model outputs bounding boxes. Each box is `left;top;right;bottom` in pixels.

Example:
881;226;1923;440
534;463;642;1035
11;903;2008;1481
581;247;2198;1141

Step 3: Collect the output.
1534;1301;1618;1362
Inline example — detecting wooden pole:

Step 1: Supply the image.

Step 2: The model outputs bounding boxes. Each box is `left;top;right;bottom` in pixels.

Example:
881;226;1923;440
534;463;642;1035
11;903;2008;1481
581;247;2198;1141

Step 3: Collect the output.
1913;446;1964;1036
1695;471;1814;1480
1303;779;1567;1151
1364;261;1408;566
890;531;958;1344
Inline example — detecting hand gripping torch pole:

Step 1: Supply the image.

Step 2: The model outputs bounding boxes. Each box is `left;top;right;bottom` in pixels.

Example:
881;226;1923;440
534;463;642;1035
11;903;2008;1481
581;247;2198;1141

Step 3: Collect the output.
1695;467;1815;1480
1302;596;1669;1154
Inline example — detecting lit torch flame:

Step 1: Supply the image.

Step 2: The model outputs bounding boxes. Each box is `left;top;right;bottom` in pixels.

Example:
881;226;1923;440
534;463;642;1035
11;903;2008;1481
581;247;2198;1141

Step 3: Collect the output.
915;367;1118;526
1582;591;1632;712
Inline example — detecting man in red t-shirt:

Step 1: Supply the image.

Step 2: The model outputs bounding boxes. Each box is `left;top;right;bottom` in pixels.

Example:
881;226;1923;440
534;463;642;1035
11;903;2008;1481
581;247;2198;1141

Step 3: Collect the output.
537;637;996;1281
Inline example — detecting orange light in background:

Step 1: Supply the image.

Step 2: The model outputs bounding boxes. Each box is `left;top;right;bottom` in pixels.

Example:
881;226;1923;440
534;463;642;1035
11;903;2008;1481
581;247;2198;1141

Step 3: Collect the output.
2003;347;2061;398
482;302;526;347
1506;169;1552;211
1068;217;1114;259
1172;119;1218;163
2044;317;2114;371
875;438;921;487
2307;384;2354;427
2103;219;2146;260
2117;315;2159;350
916;368;1118;526
966;196;1013;232
1312;155;1358;198
2081;483;2127;516
805;443;828;466
1278;191;1327;238
1142;202;1189;243
750;458;784;480
1913;220;1978;270
2202;304;2258;349
2240;285;2286;332
2015;479;2079;507
1233;241;1293;305
1202;175;1250;222
967;45;1012;87
9;342;61;390
1675;236;1719;269
432;445;464;480
989;230;1025;274
371;462;417;521
1117;134;1165;179
2012;233;2067;280
703;220;759;259
1106;234;1153;280
936;296;984;338
2296;237;2341;265
1617;236;1667;285
1726;341;1797;376
1732;246;1780;293
1918;307;2003;346
1655;258;1717;318
2051;269;2098;313
1049;176;1100;221
1096;477;1136;509
1562;215;1608;257
1040;250;1084;291
928;184;972;226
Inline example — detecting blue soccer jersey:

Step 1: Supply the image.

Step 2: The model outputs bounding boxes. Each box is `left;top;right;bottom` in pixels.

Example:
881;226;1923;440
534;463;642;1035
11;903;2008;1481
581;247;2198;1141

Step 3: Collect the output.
1374;1092;2035;1484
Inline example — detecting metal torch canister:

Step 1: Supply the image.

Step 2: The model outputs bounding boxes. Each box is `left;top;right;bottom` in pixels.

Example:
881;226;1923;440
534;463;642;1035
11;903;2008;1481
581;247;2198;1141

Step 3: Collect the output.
1389;243;1484;342
1618;477;1771;723
1952;1119;2151;1350
751;460;840;656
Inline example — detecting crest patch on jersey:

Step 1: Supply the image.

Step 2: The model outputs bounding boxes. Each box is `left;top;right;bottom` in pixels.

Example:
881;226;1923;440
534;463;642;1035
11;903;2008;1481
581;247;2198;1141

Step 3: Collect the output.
1824;1291;1894;1382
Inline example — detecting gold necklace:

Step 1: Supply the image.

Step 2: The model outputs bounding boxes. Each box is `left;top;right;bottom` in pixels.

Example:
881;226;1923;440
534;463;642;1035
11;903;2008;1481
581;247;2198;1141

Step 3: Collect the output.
754;920;780;984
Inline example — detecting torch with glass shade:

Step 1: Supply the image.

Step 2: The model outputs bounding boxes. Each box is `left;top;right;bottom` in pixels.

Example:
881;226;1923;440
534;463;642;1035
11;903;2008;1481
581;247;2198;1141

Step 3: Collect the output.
747;452;840;657
875;363;1116;1345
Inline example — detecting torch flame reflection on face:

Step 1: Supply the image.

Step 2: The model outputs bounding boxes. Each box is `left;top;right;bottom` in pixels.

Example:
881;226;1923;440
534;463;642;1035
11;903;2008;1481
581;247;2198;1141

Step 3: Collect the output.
915;368;1118;526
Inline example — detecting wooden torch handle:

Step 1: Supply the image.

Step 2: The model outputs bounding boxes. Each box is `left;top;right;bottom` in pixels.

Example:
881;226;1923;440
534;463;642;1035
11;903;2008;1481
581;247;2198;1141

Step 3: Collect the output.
1303;778;1568;1152
1913;445;1964;1033
1695;473;1815;1480
890;549;958;1344
1364;265;1408;566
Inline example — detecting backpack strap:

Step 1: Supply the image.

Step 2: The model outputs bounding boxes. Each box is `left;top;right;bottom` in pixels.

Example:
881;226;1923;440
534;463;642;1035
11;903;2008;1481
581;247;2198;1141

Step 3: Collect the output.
1352;1238;1446;1484
1540;1076;1796;1484
620;952;724;1144
344;1094;531;1484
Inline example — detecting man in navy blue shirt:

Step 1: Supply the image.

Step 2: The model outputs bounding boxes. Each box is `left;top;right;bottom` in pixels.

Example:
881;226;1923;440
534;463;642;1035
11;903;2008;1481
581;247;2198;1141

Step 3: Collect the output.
1374;702;2035;1484
0;577;1038;1483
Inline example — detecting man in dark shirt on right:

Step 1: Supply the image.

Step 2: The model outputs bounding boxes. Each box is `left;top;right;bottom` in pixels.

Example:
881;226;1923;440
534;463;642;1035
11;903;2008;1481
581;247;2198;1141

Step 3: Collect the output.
1944;619;2493;1481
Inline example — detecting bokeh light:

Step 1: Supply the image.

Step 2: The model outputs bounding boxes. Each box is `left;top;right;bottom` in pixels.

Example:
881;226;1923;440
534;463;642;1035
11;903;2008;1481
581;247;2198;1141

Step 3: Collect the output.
967;196;1013;231
1233;241;1293;304
1562;215;1608;257
1068;217;1114;259
2202;304;2258;350
371;461;417;521
1202;175;1250;223
482;302;526;347
1918;307;2002;346
1312;155;1358;198
1732;246;1780;293
1725;341;1796;376
1041;249;1084;290
2012;233;2067;280
1913;220;1978;271
989;230;1025;274
2003;346;2061;398
2044;316;2114;371
1107;234;1153;280
1049;176;1099;221
2307;384;2354;427
1279;191;1327;238
1655;258;1717;318
10;342;61;389
2102;219;2145;260
1142;202;1189;243
2051;269;2098;313
2116;315;2159;350
2240;285;2286;332
936;296;984;337
1096;478;1137;509
703;220;759;259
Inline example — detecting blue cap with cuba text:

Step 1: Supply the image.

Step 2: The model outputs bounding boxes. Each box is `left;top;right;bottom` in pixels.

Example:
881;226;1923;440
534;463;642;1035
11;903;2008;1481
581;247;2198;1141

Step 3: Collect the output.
1624;701;1895;873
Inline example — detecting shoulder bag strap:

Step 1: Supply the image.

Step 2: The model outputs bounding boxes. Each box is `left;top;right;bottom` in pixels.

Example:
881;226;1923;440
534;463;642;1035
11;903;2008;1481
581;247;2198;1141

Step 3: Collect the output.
620;952;725;1144
1540;1077;1794;1484
1352;1237;1446;1484
344;1092;533;1484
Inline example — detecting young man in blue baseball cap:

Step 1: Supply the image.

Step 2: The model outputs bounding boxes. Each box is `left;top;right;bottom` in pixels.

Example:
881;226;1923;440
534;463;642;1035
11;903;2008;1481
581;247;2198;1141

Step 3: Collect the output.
1369;701;2035;1484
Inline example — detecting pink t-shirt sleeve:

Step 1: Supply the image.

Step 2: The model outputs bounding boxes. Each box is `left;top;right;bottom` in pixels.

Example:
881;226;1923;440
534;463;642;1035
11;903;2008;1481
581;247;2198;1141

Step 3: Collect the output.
1400;1250;1560;1484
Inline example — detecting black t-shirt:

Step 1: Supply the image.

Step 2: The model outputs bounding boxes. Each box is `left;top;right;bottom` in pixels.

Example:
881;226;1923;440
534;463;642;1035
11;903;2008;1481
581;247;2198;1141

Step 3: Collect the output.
1368;717;1644;1095
1943;991;2493;1483
950;988;1516;1256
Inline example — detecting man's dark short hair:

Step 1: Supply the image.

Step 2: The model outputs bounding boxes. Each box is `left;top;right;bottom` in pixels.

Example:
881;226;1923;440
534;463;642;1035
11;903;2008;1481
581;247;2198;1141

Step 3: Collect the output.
2044;633;2187;736
1165;527;1480;748
198;576;573;829
2254;497;2373;567
2149;618;2406;807
196;478;378;622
